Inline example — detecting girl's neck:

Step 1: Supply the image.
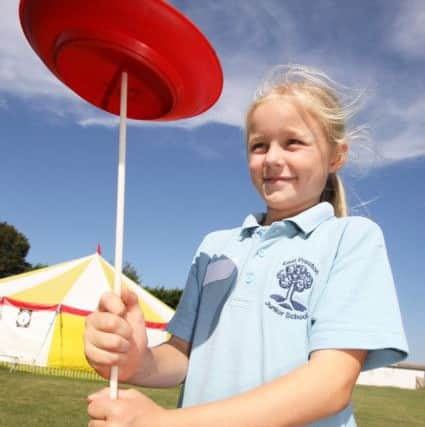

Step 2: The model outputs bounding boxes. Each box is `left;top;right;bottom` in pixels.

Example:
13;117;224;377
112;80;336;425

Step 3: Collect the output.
263;200;320;226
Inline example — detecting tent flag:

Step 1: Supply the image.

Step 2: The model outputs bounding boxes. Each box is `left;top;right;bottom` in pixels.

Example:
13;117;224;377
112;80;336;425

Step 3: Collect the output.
0;252;174;372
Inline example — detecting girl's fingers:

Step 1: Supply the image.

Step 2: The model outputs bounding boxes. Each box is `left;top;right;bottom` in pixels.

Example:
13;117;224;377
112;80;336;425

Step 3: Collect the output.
84;340;129;367
121;286;139;308
97;292;126;316
87;389;110;421
88;387;110;402
86;327;130;353
86;312;132;338
121;287;144;318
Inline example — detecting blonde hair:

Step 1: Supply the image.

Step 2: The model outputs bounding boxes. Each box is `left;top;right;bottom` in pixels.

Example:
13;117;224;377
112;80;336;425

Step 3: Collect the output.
246;65;365;217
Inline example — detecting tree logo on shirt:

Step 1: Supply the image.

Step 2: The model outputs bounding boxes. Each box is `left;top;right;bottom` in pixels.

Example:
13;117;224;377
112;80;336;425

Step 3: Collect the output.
270;260;314;312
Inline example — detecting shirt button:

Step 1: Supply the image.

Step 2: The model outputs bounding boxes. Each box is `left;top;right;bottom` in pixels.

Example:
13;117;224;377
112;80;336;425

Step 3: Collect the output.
245;272;254;284
257;248;265;257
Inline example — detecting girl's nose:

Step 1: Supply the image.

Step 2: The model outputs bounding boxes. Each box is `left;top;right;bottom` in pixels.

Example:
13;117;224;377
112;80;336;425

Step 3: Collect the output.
265;142;285;167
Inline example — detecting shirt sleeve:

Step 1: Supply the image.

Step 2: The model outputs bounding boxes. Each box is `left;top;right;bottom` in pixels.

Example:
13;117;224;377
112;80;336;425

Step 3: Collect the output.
166;235;211;343
308;217;409;371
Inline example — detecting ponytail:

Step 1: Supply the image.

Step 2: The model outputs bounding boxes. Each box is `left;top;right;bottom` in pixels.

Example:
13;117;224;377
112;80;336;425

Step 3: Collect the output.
320;173;348;217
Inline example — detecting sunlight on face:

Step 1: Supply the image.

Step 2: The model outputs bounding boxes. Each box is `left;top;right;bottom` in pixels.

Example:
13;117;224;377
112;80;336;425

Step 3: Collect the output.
247;97;342;224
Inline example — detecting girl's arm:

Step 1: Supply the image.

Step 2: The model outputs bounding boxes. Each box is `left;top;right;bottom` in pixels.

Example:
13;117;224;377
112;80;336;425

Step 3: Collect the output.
166;348;367;427
87;348;367;426
126;335;190;388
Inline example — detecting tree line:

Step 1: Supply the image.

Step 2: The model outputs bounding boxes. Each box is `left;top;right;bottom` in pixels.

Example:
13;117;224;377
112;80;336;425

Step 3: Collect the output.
0;221;182;309
122;262;182;309
0;222;46;278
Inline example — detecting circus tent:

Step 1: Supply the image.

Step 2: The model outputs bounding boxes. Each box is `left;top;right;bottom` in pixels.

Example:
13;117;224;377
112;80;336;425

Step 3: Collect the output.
0;251;174;372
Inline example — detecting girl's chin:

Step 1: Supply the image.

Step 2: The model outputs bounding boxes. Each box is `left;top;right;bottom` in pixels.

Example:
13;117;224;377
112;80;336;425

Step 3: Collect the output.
263;193;297;206
264;197;322;215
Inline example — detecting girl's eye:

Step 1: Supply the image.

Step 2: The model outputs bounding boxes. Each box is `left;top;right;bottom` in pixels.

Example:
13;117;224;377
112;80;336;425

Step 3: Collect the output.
250;142;267;153
287;139;304;148
288;139;302;146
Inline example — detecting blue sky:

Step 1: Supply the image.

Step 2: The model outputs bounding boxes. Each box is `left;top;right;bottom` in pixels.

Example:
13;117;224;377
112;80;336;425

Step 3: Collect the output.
1;0;424;363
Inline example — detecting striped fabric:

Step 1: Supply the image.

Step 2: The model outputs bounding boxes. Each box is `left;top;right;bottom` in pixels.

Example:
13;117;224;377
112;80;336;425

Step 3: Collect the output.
0;253;174;371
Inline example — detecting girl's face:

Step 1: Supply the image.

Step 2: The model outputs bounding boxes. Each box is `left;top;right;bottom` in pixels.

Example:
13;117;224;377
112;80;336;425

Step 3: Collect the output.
247;97;346;223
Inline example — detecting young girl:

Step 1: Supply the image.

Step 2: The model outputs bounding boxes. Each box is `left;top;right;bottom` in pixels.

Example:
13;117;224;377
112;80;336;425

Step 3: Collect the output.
85;65;408;427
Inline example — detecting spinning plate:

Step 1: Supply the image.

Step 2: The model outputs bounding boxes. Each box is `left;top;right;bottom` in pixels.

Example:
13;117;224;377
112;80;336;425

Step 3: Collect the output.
19;0;223;120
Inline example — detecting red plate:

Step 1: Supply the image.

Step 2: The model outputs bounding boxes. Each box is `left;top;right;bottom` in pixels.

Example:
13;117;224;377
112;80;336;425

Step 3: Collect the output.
19;0;223;120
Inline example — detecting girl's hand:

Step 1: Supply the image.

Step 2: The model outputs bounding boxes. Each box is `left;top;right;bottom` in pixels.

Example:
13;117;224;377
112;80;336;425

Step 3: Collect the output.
87;388;168;427
84;287;149;382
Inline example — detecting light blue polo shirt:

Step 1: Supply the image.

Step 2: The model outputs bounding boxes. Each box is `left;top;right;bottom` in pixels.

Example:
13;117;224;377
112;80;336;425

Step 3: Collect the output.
167;202;408;426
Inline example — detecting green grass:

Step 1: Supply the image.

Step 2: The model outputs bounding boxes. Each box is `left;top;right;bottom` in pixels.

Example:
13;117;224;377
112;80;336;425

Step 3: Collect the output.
352;385;425;427
0;367;424;426
0;367;180;426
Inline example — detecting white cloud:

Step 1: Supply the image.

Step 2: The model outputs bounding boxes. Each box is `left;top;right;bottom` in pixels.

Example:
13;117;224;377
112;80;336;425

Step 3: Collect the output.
390;0;425;58
0;0;72;100
383;128;425;163
1;0;284;128
364;96;425;166
2;0;425;167
78;116;119;128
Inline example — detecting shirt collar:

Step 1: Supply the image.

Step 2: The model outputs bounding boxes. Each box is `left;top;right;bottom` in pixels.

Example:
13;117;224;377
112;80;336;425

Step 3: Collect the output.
240;202;335;238
288;202;335;235
241;212;265;231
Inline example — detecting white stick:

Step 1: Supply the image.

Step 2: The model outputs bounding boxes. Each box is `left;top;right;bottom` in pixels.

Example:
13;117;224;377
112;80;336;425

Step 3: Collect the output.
110;71;128;400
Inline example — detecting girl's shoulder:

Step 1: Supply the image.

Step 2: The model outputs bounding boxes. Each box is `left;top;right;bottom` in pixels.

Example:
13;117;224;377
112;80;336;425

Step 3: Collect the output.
197;225;243;252
325;215;387;255
331;214;384;236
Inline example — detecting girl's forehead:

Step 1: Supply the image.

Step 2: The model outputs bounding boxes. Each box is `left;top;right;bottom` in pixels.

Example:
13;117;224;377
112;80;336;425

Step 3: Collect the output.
248;97;322;138
255;95;318;117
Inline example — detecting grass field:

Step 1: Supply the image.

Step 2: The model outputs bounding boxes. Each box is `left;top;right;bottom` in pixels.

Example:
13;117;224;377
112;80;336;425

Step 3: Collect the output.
0;367;424;426
352;385;424;427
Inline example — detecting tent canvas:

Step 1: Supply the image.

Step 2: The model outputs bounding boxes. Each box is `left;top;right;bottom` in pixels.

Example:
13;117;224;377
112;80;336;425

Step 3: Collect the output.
0;252;174;372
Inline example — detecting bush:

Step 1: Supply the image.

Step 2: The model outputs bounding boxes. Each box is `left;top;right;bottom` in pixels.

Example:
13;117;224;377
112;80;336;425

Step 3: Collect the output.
143;286;183;309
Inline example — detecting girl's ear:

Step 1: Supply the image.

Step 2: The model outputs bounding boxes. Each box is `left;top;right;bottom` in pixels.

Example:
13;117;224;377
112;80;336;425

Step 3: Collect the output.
329;142;348;173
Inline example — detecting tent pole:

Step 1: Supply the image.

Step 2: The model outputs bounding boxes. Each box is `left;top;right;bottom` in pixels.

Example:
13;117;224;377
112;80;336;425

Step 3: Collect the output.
110;71;128;400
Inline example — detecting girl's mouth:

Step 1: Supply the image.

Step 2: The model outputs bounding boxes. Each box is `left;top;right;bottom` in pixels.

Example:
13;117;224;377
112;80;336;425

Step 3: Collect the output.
264;176;296;184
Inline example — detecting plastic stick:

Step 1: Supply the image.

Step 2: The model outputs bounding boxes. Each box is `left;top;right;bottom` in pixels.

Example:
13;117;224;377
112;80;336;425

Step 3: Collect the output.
110;71;128;400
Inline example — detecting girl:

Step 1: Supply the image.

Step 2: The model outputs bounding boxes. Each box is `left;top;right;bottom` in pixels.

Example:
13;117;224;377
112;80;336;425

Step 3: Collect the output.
85;65;408;427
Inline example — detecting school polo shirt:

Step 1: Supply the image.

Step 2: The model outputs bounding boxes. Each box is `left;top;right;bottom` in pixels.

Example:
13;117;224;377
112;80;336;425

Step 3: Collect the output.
167;202;408;425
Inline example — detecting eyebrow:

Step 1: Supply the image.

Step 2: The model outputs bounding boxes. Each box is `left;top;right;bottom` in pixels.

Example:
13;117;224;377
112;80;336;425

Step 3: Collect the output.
247;134;265;142
248;129;313;142
281;125;315;141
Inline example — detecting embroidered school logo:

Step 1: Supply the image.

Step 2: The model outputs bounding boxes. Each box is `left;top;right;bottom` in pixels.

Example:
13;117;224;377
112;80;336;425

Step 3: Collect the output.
265;258;318;320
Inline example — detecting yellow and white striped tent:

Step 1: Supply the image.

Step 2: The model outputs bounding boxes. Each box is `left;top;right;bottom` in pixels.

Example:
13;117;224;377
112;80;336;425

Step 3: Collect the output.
0;252;174;372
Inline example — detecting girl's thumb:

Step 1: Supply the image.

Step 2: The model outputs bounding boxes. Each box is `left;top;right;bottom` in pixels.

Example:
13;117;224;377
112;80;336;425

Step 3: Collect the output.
121;286;140;310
